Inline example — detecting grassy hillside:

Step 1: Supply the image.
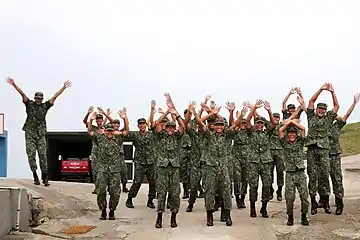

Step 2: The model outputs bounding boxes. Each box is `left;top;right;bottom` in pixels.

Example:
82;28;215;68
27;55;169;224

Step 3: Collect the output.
340;122;360;156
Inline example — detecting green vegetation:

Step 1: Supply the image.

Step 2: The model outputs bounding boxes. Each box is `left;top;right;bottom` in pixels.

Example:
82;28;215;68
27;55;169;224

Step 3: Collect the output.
340;122;360;156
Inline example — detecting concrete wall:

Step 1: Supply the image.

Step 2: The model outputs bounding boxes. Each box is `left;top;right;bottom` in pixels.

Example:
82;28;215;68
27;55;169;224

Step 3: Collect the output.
0;188;30;238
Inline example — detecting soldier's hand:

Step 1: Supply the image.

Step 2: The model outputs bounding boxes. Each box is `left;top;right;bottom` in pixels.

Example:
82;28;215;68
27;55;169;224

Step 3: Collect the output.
225;101;235;112
295;87;302;95
354;93;360;104
236;110;240;118
210;100;216;110
289;87;296;94
243;101;252;109
264;101;271;111
6;77;15;86
213;106;221;114
118;107;127;119
320;83;328;90
106;108;112;115
241;106;248;116
169;108;178;115
97;107;105;114
90;112;97;120
254;99;263;109
327;83;334;92
158;107;165;114
205;94;212;103
64;80;72;88
88;106;94;113
151;100;156;109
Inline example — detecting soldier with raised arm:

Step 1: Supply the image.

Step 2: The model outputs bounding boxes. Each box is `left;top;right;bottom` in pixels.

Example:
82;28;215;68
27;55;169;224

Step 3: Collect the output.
6;77;71;186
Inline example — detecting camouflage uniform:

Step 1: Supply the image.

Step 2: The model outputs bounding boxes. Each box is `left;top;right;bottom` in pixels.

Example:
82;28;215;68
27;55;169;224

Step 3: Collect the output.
127;130;156;201
93;132;124;211
90;125;102;191
305;105;337;212
180;132;191;196
281;133;309;215
154;129;182;213
23;99;53;174
282;104;303;120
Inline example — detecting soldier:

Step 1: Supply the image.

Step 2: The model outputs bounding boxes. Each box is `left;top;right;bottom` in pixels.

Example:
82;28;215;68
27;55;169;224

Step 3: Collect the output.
87;108;129;220
154;95;184;229
306;83;339;215
179;109;192;199
125;114;156;209
279;119;309;226
329;93;360;215
6;77;71;186
245;100;275;218
282;87;304;120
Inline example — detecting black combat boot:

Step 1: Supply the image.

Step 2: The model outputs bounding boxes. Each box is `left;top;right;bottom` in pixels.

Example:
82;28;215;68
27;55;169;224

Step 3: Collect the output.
260;201;269;218
220;207;226;222
235;195;242;209
206;210;214;226
147;198;155;209
108;210;115;220
323;195;331;214
182;183;189;199
250;201;257;217
170;212;178;228
335;197;344;215
100;210;106;220
198;188;204;198
287;213;294;226
122;183;129;193
301;213;309;226
239;195;246;208
186;203;193;212
33;171;40;185
155;213;163;228
225;210;232;226
41;173;50;187
310;196;318;215
269;186;274;200
276;187;282;201
126;197;134;208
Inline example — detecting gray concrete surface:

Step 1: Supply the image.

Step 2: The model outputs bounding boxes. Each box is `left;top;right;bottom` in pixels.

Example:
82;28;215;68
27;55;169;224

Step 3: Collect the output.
1;154;360;239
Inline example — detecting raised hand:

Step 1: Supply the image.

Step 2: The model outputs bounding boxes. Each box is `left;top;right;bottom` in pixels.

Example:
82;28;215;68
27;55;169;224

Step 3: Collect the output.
213;106;221;114
327;83;334;92
225;101;235;111
201;102;210;112
242;101;252;109
295;87;302;95
254;99;263;109
6;77;15;86
321;83;328;90
169;108;178;115
151;100;156;109
289;87;296;94
166;100;175;110
90;112;97;120
64;80;72;88
205;95;212;102
106;108;112;115
158;107;165;114
118;107;127;119
354;93;360;103
210;100;216;110
97;107;105;114
241;106;248;115
236;110;240;118
88;106;94;113
264;101;271;111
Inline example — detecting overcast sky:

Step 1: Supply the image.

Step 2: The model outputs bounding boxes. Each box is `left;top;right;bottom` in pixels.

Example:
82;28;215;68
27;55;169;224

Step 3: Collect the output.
1;0;359;178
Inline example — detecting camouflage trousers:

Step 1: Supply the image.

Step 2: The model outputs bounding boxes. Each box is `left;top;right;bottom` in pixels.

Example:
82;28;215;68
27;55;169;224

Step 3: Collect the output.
188;164;202;205
90;150;98;190
119;157;128;185
156;165;180;213
233;156;248;196
128;164;156;200
202;165;232;211
306;146;330;197
329;154;344;198
248;162;272;202
96;171;121;210
25;132;48;173
285;171;309;215
180;148;191;185
270;149;284;187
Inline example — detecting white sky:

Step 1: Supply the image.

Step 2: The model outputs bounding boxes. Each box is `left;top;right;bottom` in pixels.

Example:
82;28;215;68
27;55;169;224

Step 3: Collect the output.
0;0;359;178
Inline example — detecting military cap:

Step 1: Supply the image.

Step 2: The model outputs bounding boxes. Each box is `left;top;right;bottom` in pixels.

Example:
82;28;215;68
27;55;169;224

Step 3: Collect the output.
96;114;103;119
34;92;44;99
287;125;298;132
273;113;280;118
207;115;216;123
161;118;169;123
254;117;266;123
184;109;189;114
105;123;114;131
166;121;176;127
113;119;120;124
214;119;225;125
317;103;328;109
242;118;247;123
287;104;296;109
137;118;147;124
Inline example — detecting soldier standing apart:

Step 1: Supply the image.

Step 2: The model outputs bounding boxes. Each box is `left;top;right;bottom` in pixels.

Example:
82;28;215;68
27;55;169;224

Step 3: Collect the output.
279;119;309;226
306;83;339;215
125;106;156;209
245;100;275;218
154;95;184;229
6;77;71;186
87;109;129;220
329;93;360;215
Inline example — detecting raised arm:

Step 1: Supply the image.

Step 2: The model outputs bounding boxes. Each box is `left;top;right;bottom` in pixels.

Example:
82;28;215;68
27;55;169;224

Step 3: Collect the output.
197;95;212;117
246;99;263;128
155;109;170;132
327;83;340;113
149;100;156;128
189;102;206;131
278;119;291;139
230;106;248;130
308;83;328;109
97;107;114;123
87;112;97;136
6;77;29;103
49;80;72;105
170;108;185;135
103;108;112;125
264;101;275;128
282;87;296;111
226;102;235;126
290;119;306;137
343;93;360;121
83;106;94;125
118;108;129;136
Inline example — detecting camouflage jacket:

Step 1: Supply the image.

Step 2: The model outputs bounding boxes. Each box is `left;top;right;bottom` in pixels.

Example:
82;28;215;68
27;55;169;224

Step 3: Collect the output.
186;127;202;167
266;121;282;150
180;119;197;149
305;109;337;149
282;109;303;120
247;127;273;164
126;131;155;165
281;136;306;171
329;119;346;155
154;131;183;168
232;129;250;159
90;125;102;156
22;100;53;135
93;133;124;173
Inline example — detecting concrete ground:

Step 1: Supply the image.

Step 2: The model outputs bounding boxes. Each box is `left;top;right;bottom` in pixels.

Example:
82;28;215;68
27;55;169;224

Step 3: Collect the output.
2;154;360;239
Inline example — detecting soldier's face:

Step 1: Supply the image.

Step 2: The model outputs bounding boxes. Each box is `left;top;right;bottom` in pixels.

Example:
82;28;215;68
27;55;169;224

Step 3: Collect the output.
113;123;120;130
287;131;297;142
105;130;114;139
96;118;103;126
208;123;215;130
255;121;264;131
288;108;295;114
138;123;147;132
161;122;166;130
315;108;326;117
274;117;280;124
34;97;43;105
214;124;225;133
166;126;176;135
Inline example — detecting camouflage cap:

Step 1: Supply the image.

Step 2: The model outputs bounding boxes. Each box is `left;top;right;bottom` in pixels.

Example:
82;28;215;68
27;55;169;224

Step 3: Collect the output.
96;114;103;119
166;121;176;127
137;118;147;124
214;119;225;125
317;103;328;109
113;119;120;124
105;123;114;131
254;117;266;123
207;115;216;123
184;109;189;114
272;112;280;118
287;104;296;109
287;125;298;133
161;118;169;123
34;92;44;99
